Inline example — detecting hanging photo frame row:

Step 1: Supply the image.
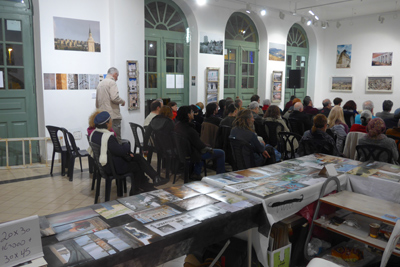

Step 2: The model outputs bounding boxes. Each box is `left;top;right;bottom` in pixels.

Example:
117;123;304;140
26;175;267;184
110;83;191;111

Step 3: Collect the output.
330;75;393;93
271;71;282;103
127;60;139;110
205;67;219;105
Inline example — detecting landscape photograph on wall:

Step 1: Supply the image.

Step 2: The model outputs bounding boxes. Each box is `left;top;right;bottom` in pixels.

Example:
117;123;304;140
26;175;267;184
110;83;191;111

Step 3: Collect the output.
366;76;393;92
199;32;223;55
331;76;353;92
269;43;285;61
336;44;352;68
372;52;393;66
53;17;101;52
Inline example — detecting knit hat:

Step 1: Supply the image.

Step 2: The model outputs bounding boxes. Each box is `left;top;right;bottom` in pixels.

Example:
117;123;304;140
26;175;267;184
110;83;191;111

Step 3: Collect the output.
94;111;111;125
366;118;386;139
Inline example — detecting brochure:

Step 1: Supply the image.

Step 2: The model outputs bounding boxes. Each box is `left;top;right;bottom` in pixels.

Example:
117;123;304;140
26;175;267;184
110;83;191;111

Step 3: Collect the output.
207;189;250;204
94;200;133;219
130;205;182;224
110;221;162;248
118;193;162;212
243;184;287;199
54;217;110;241
171;194;218;211
145;214;201;236
147;189;181;204
163;185;201;199
184;181;220;194
44;239;92;267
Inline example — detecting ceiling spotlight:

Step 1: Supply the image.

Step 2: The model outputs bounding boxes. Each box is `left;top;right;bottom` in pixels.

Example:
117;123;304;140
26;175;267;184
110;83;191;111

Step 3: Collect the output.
378;16;385;23
321;21;328;29
279;11;285;20
246;3;251;14
315;16;319;20
307;19;312;26
308;10;315;16
336;21;341;28
260;9;266;16
301;17;306;24
196;0;206;6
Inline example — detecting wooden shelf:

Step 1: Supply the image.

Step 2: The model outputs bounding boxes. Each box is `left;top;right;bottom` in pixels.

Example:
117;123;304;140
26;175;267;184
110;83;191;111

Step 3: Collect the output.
319;190;400;225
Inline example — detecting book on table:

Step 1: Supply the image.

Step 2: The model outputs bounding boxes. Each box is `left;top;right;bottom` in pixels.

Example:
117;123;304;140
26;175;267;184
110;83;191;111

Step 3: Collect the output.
243;184;287;199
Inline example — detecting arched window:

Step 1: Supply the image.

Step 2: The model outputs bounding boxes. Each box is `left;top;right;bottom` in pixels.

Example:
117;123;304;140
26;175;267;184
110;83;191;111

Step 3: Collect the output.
144;0;189;107
284;24;309;103
224;13;258;106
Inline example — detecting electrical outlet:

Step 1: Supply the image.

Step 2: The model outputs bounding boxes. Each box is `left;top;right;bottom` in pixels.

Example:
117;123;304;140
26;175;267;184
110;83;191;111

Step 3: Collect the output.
73;131;82;140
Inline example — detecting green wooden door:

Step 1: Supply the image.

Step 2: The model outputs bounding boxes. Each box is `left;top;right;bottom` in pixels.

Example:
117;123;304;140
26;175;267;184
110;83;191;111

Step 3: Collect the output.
0;0;38;166
144;0;189;106
285;24;309;103
224;13;258;107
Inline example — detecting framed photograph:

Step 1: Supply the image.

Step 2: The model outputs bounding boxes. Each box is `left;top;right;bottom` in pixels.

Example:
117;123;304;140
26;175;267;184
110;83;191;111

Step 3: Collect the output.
273;72;282;82
330;76;353;92
269;43;285;61
205;67;219;105
366;76;393;93
372;52;393;66
200;32;223;55
127;60;139;110
336;44;352;68
271;71;283;103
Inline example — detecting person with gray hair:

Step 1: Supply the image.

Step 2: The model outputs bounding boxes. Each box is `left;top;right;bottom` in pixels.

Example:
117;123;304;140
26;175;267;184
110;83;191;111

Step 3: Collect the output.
354;100;376;125
376;100;394;120
320;98;332;117
303;96;319;115
289;102;313;131
248;101;263;126
261;99;271;114
350;110;372;133
96;67;125;142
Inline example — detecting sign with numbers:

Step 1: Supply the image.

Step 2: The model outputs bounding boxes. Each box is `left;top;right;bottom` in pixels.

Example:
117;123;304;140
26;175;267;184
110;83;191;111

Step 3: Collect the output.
0;215;43;267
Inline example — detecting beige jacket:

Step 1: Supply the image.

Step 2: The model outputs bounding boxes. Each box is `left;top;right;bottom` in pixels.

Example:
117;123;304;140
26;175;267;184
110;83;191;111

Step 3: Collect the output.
96;74;124;119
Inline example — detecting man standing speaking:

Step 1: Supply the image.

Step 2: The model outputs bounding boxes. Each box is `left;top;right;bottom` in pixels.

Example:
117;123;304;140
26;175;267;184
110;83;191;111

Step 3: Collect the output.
96;67;125;142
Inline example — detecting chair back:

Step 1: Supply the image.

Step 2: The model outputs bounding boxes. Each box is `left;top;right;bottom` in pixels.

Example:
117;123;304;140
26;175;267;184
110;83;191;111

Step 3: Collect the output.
282;117;290;131
264;121;284;147
300;139;335;156
200;122;219;148
129;122;145;154
229;137;256;170
343;132;366;159
254;120;269;143
62;129;80;155
356;144;392;163
278;132;302;160
288;118;305;136
172;132;192;164
46;125;65;152
153;129;175;156
216;125;235;168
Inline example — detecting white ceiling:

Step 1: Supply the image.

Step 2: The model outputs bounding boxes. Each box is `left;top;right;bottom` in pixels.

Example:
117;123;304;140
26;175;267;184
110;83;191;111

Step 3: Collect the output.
217;0;400;21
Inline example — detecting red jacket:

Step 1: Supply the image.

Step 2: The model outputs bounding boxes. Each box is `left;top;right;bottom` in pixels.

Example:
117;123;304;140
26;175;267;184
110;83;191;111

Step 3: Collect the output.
349;124;367;133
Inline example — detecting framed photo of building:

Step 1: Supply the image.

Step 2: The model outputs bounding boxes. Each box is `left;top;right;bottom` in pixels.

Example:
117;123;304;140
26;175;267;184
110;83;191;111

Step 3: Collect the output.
271;71;282;103
366;76;393;93
206;67;219;105
330;76;353;92
127;60;139;110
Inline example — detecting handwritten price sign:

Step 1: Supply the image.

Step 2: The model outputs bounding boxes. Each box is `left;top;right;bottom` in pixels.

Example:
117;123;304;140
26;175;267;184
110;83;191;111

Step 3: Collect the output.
0;215;43;267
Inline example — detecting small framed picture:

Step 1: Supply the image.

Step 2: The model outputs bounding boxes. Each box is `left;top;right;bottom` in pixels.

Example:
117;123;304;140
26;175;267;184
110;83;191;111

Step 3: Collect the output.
366;76;393;93
330;76;353;92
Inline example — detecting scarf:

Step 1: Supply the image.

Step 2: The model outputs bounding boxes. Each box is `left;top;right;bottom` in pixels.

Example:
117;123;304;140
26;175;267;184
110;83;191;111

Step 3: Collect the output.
88;128;113;166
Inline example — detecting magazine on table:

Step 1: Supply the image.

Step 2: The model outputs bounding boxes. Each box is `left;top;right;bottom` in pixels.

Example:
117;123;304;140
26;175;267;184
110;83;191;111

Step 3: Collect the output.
347;166;380;177
73;229;130;260
171;194;219;211
184;181;220;194
163;185;201;199
46;207;99;228
54;217;110;241
110;221;162;248
93;200;133;219
207;189;251;204
369;171;400;182
365;161;400;174
291;166;321;175
201;176;237;188
234;168;269;179
187;204;228;221
274;172;308;182
243;184;287;199
223;181;260;194
278;182;309;192
145;214;201;236
147;189;182;204
334;163;359;173
118;192;163;212
130;205;182;224
44;239;92;267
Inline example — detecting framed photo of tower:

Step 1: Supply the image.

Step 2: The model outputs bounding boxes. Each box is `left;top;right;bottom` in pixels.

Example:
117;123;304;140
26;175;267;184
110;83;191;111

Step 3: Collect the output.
271;71;283;103
205;68;219;105
127;60;140;110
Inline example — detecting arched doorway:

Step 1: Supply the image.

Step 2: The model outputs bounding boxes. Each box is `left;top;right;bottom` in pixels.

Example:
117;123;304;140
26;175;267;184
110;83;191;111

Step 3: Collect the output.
144;0;189;106
224;12;258;106
285;23;309;103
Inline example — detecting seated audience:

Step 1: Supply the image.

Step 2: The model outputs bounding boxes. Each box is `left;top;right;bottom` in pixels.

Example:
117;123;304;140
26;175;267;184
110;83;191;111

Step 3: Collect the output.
216;99;226;118
144;106;175;148
167;101;178;120
229;110;271;166
343;100;359;127
327;106;348;153
303;96;319;115
88;109;116;137
297;114;340;156
235;97;244;110
191;104;203;134
283;95;296;114
376;100;394;120
195;102;205;116
355;100;375;125
289;102;313;131
250;94;264;116
220;103;238;127
204;102;222;126
386;119;400;150
223;98;234;118
319;99;332;117
358;118;398;163
283;98;301;119
350;110;372;133
174;106;225;180
144;100;162;127
384;108;400;129
89;111;166;195
333;97;343;107
249;101;264;126
261;99;271;114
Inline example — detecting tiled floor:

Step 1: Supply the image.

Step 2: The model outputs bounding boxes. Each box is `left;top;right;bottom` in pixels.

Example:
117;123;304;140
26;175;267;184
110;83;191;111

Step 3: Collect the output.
0;156;216;266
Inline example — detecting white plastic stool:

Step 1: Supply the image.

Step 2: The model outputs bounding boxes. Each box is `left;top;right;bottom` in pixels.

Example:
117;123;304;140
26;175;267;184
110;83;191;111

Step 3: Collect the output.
306;258;342;267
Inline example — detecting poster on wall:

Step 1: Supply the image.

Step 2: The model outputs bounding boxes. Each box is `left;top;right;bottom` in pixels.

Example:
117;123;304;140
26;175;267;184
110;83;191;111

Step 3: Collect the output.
330;76;353;92
269;43;285;61
53;17;101;52
336;44;352;68
366;76;393;93
372;52;393;66
199;32;223;55
44;73;56;90
271;71;283;103
56;73;67;90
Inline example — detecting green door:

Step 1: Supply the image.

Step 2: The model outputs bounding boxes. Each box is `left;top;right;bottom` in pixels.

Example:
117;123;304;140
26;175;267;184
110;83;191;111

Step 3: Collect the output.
0;0;38;166
144;0;189;107
285;24;309;103
224;13;258;107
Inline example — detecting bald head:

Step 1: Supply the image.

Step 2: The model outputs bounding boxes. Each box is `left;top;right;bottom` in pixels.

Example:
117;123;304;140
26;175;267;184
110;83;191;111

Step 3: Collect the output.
294;102;303;112
322;99;332;109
